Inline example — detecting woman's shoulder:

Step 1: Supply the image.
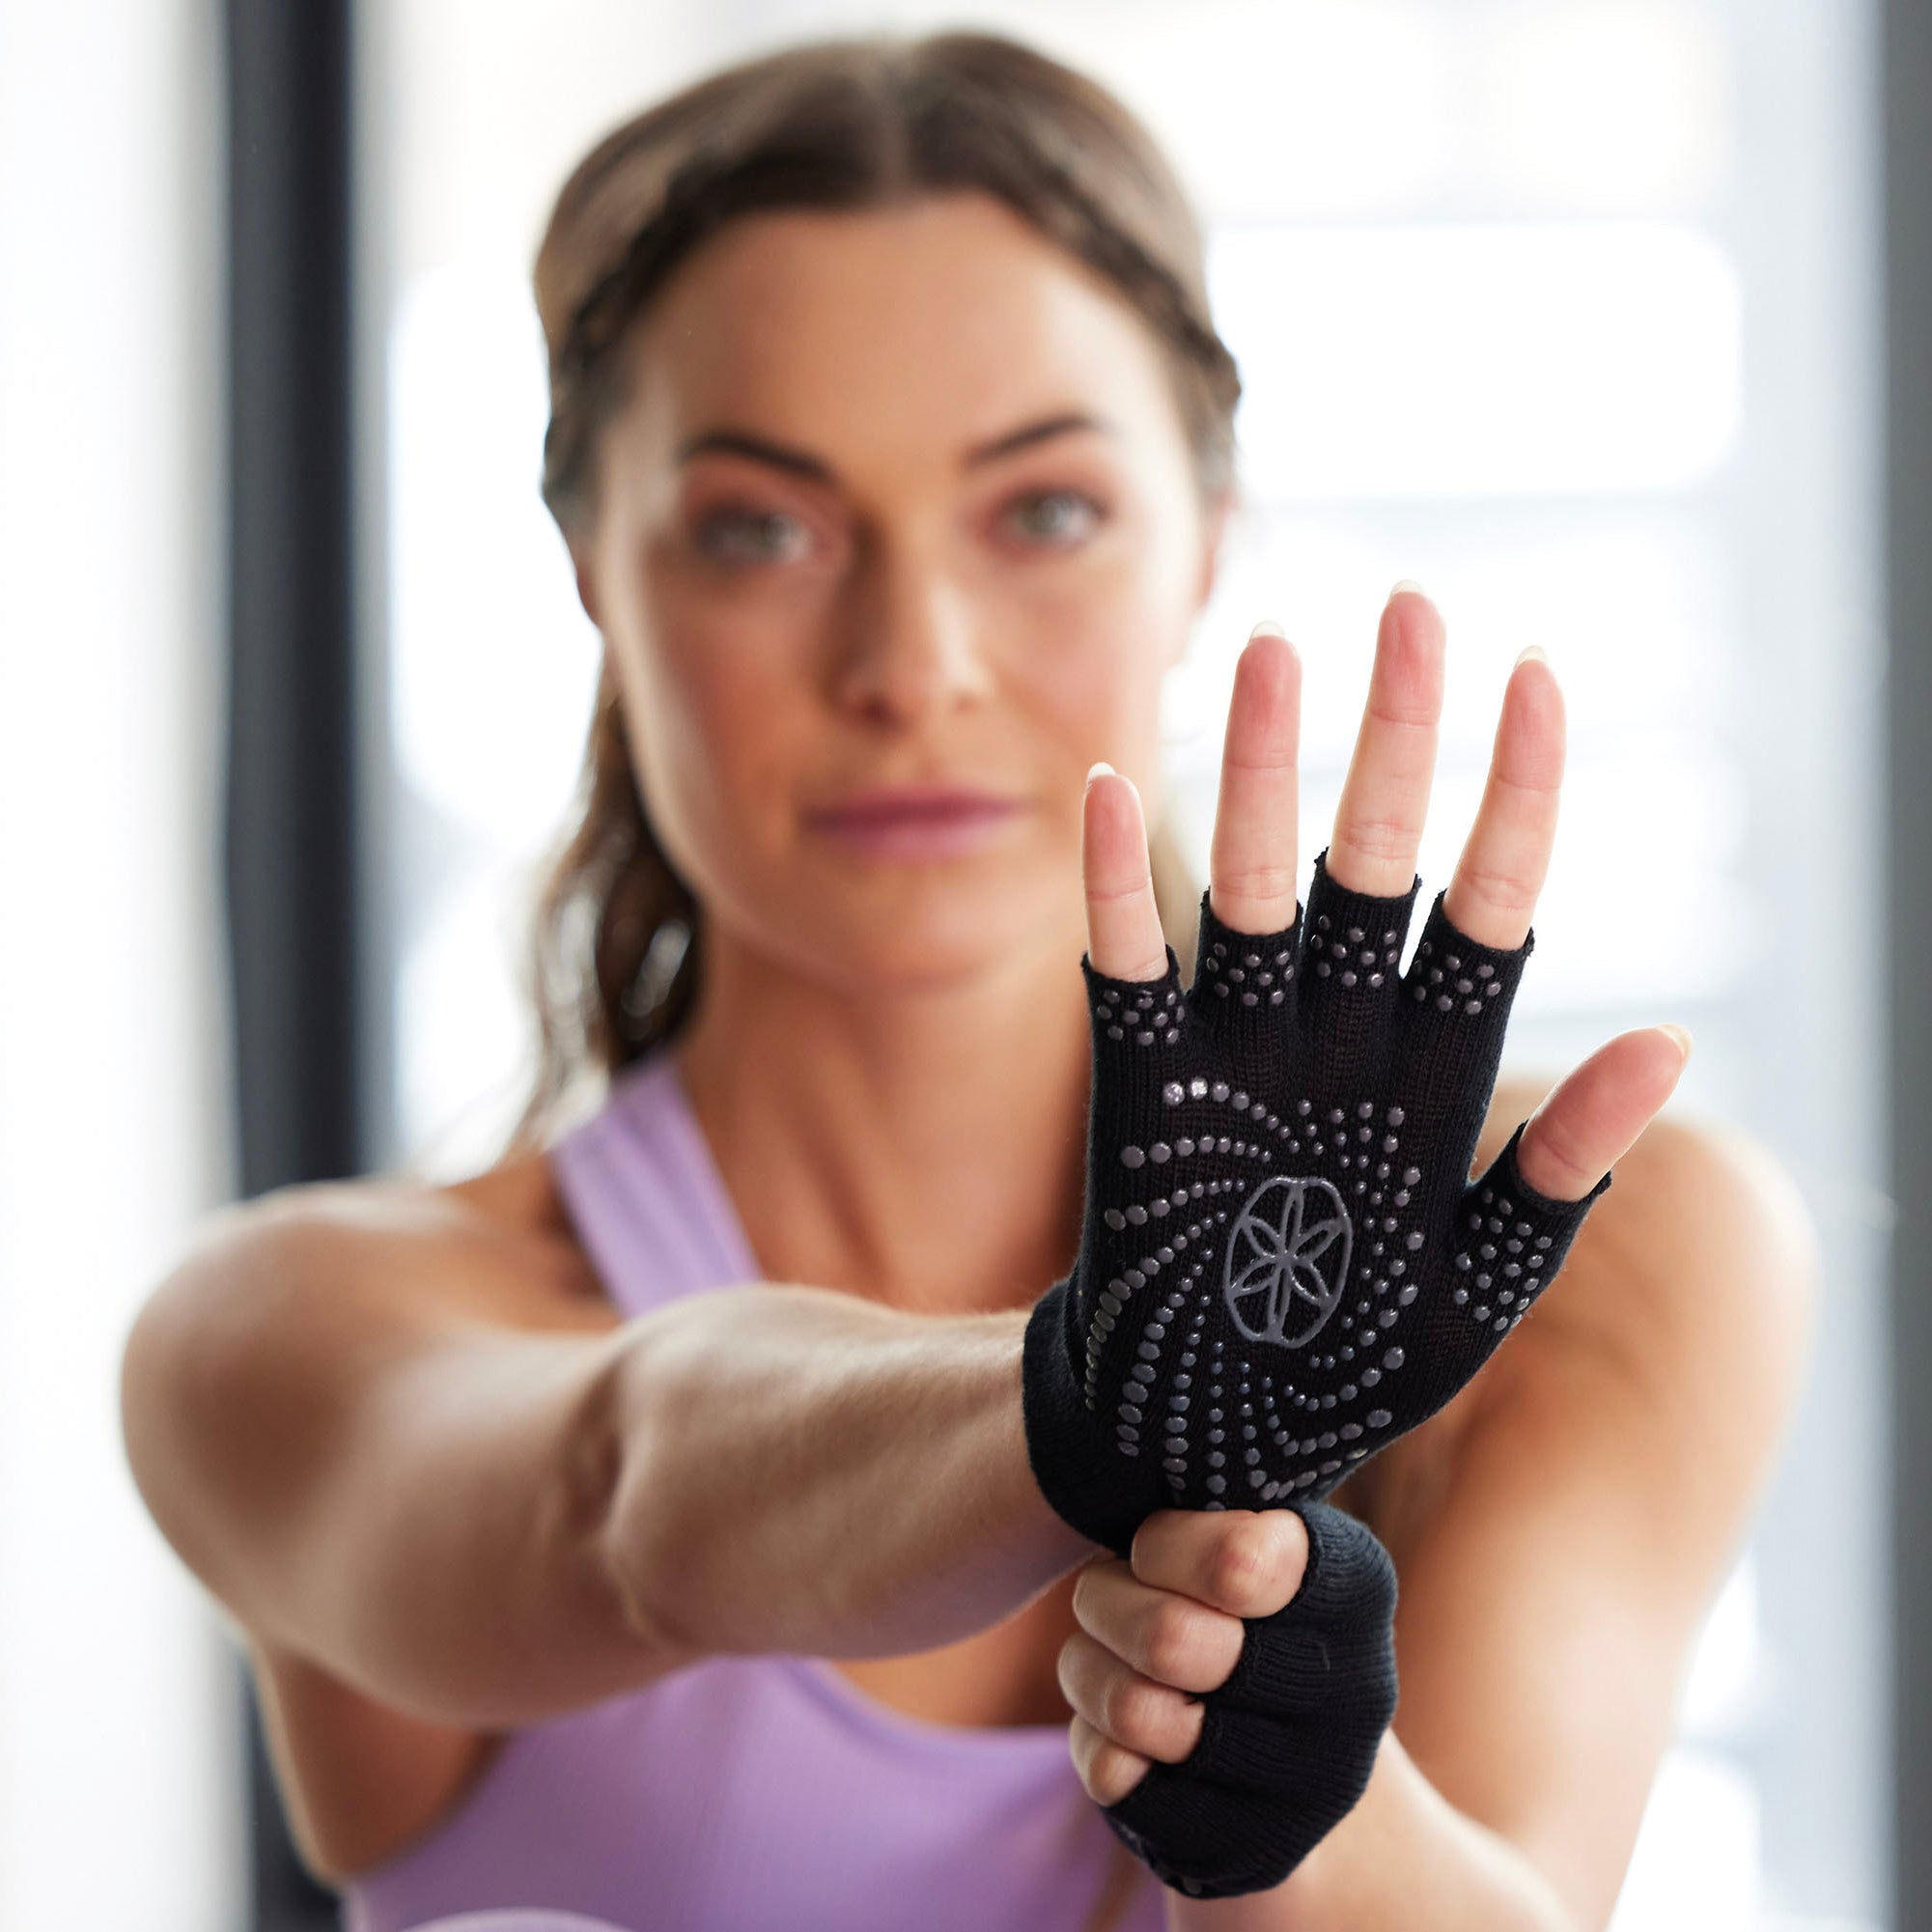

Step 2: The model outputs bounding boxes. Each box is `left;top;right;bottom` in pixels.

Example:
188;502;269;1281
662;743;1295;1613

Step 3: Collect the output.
1460;1074;1823;1506
445;1142;583;1252
148;1144;615;1347
1335;1069;1820;1564
407;1146;616;1331
1476;1067;1820;1409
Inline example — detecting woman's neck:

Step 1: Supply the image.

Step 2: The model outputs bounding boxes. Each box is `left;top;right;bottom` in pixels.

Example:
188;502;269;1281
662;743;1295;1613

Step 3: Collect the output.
672;916;1098;1317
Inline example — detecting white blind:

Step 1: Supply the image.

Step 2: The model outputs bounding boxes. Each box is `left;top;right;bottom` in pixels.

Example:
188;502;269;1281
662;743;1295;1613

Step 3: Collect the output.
0;0;242;1926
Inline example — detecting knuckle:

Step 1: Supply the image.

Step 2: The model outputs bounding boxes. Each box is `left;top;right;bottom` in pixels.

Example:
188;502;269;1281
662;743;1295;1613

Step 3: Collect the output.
1214;859;1302;904
1106;1674;1170;1750
1526;1108;1595;1192
1069;1565;1099;1629
1069;1715;1106;1799
1209;1518;1277;1609
1055;1632;1085;1703
1489;763;1563;805
1093;1738;1150;1806
1452;861;1535;931
1277;1510;1312;1599
1364;688;1437;732
1070;1555;1127;1632
1098;1666;1146;1738
1085;871;1152;907
1330;815;1421;868
1142;1600;1203;1685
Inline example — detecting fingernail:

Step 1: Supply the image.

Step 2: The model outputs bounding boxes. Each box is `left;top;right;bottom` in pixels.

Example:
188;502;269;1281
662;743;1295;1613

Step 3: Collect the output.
1086;761;1115;786
1389;578;1426;600
1515;644;1549;668
1248;618;1289;642
1659;1022;1694;1059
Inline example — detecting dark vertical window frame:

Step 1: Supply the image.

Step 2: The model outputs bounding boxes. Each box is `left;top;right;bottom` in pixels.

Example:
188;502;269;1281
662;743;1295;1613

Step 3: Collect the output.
1887;3;1931;1929
223;0;378;1922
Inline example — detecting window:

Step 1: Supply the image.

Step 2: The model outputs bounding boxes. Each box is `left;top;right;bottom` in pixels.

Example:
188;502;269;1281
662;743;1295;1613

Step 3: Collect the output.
363;5;1886;1923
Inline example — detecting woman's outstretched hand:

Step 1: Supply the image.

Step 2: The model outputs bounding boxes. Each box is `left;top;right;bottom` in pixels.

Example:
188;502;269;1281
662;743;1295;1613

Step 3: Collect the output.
1020;584;1693;1897
1084;586;1689;1211
1023;585;1693;1557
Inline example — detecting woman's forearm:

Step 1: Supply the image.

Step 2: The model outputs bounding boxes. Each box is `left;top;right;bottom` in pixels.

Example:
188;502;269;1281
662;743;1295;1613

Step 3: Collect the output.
1163;1730;1577;1932
590;1286;1586;1926
598;1281;1095;1659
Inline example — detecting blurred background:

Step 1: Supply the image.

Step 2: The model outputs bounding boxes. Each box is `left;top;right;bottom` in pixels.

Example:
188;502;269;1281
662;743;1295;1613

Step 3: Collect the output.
0;1;1924;1927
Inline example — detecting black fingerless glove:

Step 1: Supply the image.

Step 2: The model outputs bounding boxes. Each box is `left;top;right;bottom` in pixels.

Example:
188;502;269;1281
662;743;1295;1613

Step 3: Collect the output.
1023;846;1612;1558
1102;1500;1398;1898
1022;849;1613;1896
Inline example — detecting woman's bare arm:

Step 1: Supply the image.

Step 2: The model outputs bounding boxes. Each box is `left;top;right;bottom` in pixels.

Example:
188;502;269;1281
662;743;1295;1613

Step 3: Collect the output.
597;1274;1091;1661
120;1174;1091;1731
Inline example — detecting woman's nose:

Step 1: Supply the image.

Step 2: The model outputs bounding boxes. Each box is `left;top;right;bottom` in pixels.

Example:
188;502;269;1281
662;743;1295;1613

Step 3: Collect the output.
826;537;995;726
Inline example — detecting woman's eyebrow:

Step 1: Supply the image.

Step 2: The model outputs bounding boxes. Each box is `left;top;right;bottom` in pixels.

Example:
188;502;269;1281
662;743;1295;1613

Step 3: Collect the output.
672;411;1117;482
964;410;1116;466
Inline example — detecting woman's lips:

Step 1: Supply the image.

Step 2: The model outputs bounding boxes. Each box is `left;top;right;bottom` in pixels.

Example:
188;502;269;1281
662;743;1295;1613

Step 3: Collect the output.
802;788;1027;859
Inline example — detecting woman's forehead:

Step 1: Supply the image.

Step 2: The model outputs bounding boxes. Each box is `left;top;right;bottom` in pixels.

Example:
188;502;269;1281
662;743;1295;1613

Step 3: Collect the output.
615;194;1183;465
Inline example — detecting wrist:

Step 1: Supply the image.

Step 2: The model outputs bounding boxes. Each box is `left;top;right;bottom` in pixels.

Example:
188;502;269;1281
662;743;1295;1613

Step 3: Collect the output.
1020;1277;1167;1559
1275;1729;1576;1932
1151;1740;1389;1931
997;1298;1114;1575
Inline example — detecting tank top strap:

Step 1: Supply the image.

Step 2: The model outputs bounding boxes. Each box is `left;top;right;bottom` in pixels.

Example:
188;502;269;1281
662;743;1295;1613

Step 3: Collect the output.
547;1049;763;1319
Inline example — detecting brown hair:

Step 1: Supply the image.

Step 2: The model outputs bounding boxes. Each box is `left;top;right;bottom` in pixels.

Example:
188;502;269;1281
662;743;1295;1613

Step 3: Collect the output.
513;28;1243;1147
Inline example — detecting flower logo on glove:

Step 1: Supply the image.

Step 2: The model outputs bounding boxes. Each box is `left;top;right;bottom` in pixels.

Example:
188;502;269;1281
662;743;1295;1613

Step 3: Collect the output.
1224;1176;1353;1349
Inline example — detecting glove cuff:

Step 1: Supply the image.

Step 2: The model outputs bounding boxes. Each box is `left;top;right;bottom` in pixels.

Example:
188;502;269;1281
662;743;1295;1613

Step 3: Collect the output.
1021;1279;1162;1560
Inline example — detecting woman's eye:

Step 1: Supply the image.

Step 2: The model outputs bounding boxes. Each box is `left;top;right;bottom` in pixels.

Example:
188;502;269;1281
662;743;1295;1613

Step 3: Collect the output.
692;507;812;567
1003;489;1105;547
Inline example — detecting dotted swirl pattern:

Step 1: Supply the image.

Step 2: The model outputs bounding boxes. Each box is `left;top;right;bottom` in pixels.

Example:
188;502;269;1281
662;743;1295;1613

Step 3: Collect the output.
1050;846;1612;1528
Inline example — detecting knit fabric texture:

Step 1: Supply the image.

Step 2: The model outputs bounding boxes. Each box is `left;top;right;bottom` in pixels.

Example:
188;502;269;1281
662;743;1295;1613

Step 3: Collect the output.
1021;846;1614;1894
1103;1500;1398;1897
1024;845;1612;1554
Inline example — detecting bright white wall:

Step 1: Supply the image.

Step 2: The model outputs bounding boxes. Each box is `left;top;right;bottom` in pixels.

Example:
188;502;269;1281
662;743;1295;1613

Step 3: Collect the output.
0;1;243;1927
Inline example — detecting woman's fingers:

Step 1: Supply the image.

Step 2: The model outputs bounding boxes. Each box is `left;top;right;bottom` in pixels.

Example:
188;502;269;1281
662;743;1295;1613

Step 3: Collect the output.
1086;615;1305;976
1207;625;1303;934
1089;589;1569;972
1068;1712;1155;1806
1515;1024;1695;1202
1061;1556;1214;1803
1070;1551;1251;1693
1439;646;1564;949
1059;1511;1314;1806
1325;584;1445;897
1082;764;1169;981
1059;1627;1206;1778
1127;1508;1309;1618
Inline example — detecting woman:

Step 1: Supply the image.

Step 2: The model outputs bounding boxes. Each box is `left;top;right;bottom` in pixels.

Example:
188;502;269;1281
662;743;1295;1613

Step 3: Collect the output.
120;29;1820;1932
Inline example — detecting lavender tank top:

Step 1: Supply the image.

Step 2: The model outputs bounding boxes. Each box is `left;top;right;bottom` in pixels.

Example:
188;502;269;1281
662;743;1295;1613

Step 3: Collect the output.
341;1048;1166;1932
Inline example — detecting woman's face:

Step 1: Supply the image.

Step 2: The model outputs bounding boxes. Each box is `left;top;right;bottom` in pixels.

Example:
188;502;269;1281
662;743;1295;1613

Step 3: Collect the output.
574;189;1226;994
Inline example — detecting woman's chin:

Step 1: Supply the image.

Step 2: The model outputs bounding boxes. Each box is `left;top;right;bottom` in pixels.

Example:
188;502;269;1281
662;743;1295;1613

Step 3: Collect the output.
801;885;1082;991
